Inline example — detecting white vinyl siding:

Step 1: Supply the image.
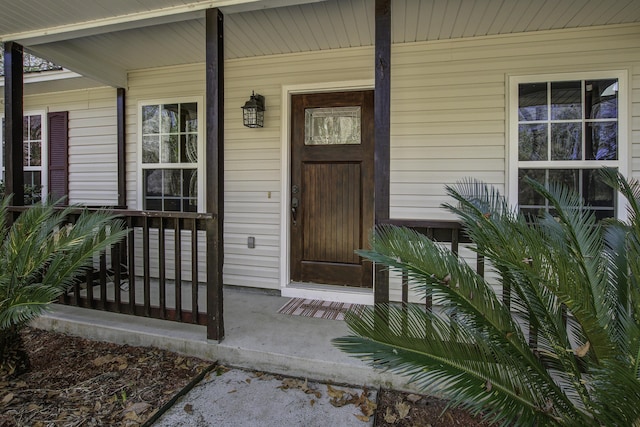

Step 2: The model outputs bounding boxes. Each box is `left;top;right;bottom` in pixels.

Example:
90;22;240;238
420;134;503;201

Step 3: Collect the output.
0;87;118;206
126;47;373;289
120;23;640;295
389;24;640;223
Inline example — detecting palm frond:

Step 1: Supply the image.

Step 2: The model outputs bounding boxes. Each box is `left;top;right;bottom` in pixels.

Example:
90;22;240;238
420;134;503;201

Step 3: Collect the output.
0;284;63;329
443;181;590;397
336;174;640;425
357;225;584;422
335;305;582;426
0;202;127;331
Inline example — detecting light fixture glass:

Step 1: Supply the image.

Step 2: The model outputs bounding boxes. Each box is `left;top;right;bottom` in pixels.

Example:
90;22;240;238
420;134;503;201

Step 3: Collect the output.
241;91;265;128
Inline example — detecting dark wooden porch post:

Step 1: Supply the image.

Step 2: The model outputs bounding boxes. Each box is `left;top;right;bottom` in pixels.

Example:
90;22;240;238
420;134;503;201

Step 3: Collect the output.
374;0;391;305
205;8;224;341
3;41;24;206
116;88;127;208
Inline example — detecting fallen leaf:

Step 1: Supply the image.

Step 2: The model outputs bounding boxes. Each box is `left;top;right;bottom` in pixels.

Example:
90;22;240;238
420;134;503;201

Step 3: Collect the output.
123;411;144;422
327;384;345;399
184;403;194;414
26;403;41;412
215;366;230;376
92;355;115;366
228;389;237;394
355;414;370;422
353;390;376;417
406;394;422;403
360;397;377;417
1;393;13;404
95;401;102;411
245;378;252;384
310;399;315;407
14;381;27;388
123;402;151;416
395;401;410;419
575;341;590;358
279;378;301;390
278;378;321;398
384;407;398;423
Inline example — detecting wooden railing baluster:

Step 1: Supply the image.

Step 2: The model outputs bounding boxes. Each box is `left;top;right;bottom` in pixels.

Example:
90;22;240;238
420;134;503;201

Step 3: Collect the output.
6;206;219;339
191;218;199;324
159;217;166;319
175;217;183;321
143;216;151;317
85;269;94;309
99;251;107;309
112;241;122;312
127;217;136;312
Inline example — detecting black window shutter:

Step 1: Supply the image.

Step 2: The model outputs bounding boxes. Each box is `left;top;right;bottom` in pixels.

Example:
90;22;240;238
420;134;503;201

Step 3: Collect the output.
48;111;69;203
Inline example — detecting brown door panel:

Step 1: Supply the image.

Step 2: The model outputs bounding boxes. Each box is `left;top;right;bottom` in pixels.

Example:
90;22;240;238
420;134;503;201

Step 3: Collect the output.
290;90;374;288
301;262;362;286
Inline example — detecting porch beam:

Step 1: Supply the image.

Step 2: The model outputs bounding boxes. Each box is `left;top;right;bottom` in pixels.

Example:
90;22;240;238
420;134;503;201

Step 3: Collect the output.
3;41;24;206
374;0;391;304
117;88;127;208
205;8;225;342
2;1;324;46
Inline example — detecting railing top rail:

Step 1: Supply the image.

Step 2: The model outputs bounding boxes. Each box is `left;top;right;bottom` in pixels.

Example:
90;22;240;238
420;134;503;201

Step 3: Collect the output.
6;205;215;221
380;218;463;229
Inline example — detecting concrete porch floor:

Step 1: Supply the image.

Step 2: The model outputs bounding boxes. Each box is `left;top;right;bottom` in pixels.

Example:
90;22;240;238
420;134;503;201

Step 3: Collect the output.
32;286;416;392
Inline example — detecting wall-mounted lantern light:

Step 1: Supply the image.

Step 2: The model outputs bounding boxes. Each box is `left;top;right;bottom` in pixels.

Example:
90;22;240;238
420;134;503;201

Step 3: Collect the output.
241;91;265;128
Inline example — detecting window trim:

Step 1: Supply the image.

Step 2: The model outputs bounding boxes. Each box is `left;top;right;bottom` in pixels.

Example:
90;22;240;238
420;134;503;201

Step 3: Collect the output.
1;109;48;203
136;97;205;212
508;70;629;220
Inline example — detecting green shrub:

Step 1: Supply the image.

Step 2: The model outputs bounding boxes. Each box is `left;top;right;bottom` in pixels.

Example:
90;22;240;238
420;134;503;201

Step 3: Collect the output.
0;196;127;378
334;169;640;426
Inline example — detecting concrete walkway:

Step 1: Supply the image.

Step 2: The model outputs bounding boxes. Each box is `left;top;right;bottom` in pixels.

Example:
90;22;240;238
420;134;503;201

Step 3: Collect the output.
152;367;378;426
33;286;415;392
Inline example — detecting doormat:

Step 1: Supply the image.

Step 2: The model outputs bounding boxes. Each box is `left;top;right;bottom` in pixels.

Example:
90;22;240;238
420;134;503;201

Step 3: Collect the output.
277;298;362;321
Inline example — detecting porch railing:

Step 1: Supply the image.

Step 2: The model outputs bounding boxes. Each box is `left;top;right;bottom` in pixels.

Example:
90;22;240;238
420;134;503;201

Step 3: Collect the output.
7;207;223;341
377;219;479;310
377;219;542;348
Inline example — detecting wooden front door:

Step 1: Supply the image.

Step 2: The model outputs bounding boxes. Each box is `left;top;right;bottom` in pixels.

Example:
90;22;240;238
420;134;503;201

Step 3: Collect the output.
290;91;374;287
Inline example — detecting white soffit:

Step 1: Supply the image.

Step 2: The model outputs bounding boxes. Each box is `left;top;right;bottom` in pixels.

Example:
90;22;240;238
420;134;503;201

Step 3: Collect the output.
1;0;639;87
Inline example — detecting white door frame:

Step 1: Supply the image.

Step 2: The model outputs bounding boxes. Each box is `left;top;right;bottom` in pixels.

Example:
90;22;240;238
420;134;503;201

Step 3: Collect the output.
279;80;374;304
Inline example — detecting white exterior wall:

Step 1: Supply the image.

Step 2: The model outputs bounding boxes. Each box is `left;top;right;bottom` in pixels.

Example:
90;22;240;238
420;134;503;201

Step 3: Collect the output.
117;23;640;297
390;23;640;302
390;23;640;220
1;87;119;206
126;47;373;289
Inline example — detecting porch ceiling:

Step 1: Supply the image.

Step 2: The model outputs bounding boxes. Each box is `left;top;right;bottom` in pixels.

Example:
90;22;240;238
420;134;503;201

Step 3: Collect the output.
2;0;640;88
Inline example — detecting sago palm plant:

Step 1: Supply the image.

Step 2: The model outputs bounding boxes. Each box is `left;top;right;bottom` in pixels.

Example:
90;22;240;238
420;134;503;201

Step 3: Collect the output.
334;169;640;426
0;197;127;378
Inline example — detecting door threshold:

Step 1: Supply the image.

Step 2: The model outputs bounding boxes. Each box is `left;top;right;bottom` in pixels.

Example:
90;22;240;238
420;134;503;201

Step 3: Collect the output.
282;282;374;305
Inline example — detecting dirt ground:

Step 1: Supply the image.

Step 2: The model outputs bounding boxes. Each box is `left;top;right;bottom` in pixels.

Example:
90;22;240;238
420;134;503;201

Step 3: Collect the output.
0;328;492;426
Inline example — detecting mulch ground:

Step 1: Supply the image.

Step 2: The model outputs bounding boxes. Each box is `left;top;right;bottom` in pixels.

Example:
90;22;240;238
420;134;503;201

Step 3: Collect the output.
0;328;493;426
